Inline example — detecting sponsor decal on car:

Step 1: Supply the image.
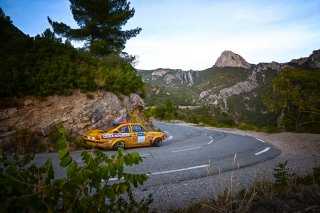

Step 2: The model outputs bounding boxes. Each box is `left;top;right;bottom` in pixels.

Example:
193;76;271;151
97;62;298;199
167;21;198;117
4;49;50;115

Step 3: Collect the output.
137;133;145;143
101;133;131;139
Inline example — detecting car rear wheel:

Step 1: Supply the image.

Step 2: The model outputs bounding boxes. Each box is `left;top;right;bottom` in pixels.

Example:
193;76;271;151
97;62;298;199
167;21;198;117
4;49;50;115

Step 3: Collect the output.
153;138;162;147
113;141;125;150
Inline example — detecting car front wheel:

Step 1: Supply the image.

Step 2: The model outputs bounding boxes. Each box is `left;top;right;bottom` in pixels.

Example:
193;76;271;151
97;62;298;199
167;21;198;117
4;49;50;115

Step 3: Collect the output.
153;138;162;147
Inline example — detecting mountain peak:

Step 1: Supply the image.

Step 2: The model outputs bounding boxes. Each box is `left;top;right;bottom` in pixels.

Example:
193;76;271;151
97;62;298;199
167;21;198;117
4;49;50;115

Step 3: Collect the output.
214;50;251;69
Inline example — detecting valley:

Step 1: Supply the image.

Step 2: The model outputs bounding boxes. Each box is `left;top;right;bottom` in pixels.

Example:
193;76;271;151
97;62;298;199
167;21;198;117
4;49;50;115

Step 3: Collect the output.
138;50;320;129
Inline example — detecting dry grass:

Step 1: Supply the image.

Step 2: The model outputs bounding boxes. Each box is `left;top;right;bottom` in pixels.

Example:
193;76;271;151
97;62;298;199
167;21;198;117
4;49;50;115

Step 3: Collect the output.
172;164;320;213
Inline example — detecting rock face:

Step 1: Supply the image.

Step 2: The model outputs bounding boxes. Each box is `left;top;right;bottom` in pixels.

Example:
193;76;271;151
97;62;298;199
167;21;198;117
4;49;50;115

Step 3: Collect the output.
141;68;196;86
199;71;259;108
0;90;145;152
214;50;252;69
307;49;320;68
290;57;308;66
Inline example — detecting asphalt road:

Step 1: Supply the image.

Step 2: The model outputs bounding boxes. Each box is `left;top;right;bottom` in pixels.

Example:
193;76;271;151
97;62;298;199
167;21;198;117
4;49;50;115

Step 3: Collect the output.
124;121;280;185
32;121;281;210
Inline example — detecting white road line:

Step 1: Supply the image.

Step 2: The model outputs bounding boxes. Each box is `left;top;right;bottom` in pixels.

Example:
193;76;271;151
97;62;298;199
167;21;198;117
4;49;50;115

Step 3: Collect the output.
164;131;169;134
171;146;201;153
254;147;270;155
150;164;209;175
256;138;265;143
107;164;209;182
208;136;213;139
208;140;214;145
168;136;173;140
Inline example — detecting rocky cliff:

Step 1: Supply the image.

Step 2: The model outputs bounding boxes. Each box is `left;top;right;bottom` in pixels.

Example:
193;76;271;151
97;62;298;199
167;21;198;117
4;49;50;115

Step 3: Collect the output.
199;70;259;108
0;90;145;152
138;68;197;86
306;49;320;68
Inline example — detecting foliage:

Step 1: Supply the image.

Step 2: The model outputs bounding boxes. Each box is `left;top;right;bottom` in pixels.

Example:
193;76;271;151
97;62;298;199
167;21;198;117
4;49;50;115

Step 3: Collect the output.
273;161;291;187
0;26;95;97
0;9;144;98
148;103;282;132
99;54;145;97
264;68;320;132
48;0;141;56
0;126;152;212
150;100;178;120
227;92;278;128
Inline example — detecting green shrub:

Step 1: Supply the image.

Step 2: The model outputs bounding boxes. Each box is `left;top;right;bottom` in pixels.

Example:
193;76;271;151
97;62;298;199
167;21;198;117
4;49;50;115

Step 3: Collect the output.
238;122;258;131
273;161;291;187
260;126;279;133
99;54;145;98
0;126;152;212
1;10;145;98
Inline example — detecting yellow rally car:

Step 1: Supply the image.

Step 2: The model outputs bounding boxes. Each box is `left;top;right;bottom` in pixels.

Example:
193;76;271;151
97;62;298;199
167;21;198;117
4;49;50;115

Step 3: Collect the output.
82;122;167;150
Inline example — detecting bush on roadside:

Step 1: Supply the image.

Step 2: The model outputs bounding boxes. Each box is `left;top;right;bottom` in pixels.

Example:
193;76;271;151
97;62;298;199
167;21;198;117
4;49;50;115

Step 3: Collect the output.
0;126;152;212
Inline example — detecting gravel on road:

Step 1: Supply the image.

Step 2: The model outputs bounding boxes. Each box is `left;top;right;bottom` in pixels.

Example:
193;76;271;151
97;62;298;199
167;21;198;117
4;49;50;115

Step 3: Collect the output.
210;128;320;174
147;125;320;211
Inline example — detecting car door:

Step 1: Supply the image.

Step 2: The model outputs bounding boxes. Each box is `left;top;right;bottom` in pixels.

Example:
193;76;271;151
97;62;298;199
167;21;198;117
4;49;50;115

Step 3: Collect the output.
131;124;148;146
115;125;133;147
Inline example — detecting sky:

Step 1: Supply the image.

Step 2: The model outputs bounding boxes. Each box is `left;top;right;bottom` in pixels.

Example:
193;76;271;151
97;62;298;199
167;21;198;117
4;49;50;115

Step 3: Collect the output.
1;0;320;70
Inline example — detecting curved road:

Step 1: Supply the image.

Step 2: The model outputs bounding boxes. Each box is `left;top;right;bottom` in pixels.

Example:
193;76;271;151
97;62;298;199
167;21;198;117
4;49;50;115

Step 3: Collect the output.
122;121;280;186
33;121;281;209
34;121;280;183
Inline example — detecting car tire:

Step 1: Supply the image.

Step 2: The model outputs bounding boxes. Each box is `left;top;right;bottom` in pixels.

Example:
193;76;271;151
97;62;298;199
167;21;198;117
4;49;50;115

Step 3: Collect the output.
114;141;125;150
153;138;162;147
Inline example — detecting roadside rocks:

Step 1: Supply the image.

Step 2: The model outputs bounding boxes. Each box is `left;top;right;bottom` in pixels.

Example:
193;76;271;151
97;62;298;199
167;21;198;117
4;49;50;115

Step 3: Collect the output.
0;90;145;151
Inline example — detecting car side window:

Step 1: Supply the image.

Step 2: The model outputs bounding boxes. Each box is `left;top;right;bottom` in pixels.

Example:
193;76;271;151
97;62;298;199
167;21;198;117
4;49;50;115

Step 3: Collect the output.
118;125;130;133
132;125;146;133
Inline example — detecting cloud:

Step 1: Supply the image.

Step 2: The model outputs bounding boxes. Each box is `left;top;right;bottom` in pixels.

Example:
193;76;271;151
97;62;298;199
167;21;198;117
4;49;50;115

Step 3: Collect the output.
125;0;320;70
126;25;320;70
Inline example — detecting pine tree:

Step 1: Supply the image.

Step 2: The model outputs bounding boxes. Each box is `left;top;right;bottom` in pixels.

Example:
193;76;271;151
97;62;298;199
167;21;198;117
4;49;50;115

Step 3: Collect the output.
48;0;141;56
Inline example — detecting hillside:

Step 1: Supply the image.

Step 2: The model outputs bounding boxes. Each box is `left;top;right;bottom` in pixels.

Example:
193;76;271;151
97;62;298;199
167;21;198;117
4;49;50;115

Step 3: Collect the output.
0;90;147;153
0;9;147;153
138;50;320;127
0;9;144;98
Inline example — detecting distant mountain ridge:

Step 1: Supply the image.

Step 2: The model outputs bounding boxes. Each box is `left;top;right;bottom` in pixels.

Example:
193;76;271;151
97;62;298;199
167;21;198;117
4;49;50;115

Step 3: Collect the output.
138;49;320;91
138;49;320;126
